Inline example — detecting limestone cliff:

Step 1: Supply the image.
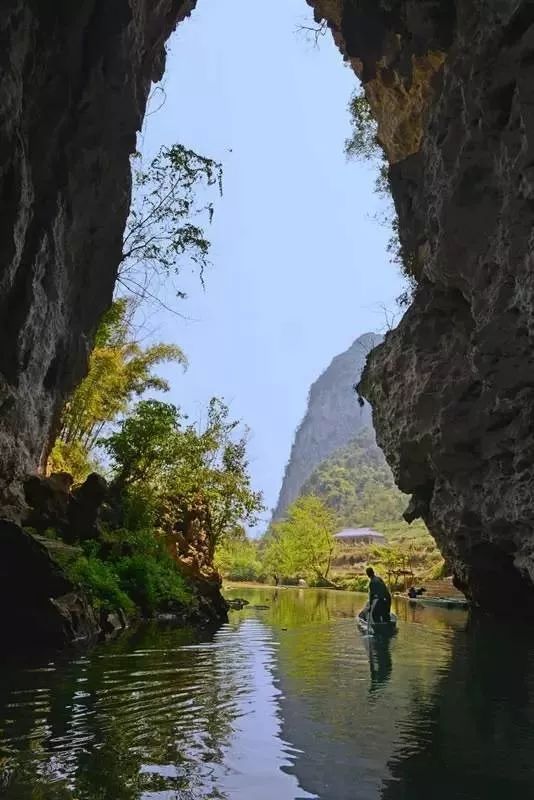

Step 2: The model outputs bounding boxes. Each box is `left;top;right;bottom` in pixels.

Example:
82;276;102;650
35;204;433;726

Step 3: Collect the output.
0;0;196;515
310;0;534;614
273;333;381;519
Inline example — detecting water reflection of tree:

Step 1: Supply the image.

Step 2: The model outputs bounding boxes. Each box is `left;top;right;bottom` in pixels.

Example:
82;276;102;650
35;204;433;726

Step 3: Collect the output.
0;623;248;799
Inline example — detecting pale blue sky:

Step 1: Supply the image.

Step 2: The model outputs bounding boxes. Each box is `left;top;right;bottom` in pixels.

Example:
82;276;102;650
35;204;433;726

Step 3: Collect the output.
139;0;405;529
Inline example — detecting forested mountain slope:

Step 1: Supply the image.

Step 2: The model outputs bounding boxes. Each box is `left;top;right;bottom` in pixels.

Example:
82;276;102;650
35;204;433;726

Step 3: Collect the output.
301;427;406;527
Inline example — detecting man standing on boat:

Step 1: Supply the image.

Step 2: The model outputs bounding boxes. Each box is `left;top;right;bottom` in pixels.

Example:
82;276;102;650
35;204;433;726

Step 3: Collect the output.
366;566;391;623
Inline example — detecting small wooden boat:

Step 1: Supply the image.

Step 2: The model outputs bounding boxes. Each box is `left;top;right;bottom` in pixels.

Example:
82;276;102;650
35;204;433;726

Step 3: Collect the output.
357;612;397;636
407;596;469;610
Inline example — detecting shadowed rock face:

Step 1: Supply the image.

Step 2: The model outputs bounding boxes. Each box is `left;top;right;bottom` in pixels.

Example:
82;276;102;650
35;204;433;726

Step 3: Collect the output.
0;520;99;649
309;1;534;613
0;0;196;514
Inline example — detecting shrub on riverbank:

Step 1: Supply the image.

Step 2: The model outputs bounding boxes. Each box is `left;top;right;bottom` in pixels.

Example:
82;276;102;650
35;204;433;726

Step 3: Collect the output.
215;529;265;582
27;398;263;624
52;526;193;616
71;532;192;616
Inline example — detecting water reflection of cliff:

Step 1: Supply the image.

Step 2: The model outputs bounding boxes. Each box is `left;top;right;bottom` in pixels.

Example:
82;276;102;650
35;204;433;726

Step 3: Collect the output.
380;619;534;800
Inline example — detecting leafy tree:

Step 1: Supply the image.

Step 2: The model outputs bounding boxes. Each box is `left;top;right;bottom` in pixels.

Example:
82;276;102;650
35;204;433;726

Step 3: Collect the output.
345;89;380;161
102;398;264;551
51;300;186;478
100;399;184;487
215;528;263;582
119;144;223;307
169;398;263;549
263;496;337;583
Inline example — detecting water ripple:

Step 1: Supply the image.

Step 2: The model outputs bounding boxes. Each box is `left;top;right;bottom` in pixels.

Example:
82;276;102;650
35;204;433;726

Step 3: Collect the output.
3;590;534;800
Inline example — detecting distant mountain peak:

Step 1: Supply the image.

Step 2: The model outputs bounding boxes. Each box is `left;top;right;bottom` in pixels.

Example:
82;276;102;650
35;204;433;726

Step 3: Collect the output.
273;332;382;520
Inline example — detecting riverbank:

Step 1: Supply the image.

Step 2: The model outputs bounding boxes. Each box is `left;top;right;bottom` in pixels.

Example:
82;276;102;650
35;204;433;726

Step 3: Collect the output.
2;470;231;653
224;576;467;602
2;520;228;654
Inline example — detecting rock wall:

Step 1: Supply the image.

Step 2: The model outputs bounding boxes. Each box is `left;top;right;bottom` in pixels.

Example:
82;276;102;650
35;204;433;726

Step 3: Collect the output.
309;0;534;614
0;520;99;650
273;333;381;520
0;0;196;515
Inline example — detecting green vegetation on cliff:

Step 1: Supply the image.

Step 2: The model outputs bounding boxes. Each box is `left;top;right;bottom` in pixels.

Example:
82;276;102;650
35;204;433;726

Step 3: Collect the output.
273;333;381;520
345;86;415;295
301;427;406;527
66;528;192;617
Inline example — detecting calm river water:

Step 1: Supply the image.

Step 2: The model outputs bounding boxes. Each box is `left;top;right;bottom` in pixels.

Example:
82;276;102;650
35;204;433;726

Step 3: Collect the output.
1;587;534;799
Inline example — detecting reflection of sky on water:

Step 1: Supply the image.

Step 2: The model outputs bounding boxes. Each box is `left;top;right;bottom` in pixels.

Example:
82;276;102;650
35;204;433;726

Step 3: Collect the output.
212;619;316;800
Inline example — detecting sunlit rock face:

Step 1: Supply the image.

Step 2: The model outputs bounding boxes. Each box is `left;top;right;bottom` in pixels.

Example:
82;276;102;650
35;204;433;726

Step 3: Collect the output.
0;0;196;514
273;333;380;521
311;0;534;614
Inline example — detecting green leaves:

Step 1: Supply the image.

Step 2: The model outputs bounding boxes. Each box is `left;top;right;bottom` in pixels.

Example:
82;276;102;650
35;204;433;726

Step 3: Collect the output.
215;529;264;582
263;496;337;583
121;143;223;304
67;528;192;615
101;400;184;486
101;397;264;548
56;300;187;470
345;89;380;161
344;86;417;286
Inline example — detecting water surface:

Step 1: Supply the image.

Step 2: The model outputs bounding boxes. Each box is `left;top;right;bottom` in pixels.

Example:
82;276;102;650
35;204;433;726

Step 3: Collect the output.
1;588;534;799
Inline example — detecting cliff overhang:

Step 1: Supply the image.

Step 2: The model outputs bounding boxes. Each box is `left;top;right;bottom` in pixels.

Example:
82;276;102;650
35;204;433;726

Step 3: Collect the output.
309;0;534;615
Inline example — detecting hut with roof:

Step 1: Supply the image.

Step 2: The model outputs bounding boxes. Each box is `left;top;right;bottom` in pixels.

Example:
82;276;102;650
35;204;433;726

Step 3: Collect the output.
333;527;386;546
